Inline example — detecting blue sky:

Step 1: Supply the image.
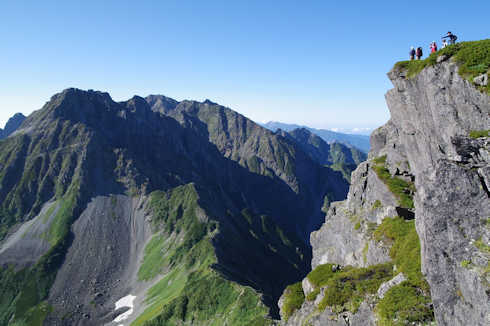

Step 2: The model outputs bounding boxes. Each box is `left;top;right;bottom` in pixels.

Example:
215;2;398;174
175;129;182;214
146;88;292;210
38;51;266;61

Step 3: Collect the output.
1;1;489;132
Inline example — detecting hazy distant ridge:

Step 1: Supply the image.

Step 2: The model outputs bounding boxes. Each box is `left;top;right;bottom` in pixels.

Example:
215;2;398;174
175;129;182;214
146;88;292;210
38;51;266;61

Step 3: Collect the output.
262;121;370;153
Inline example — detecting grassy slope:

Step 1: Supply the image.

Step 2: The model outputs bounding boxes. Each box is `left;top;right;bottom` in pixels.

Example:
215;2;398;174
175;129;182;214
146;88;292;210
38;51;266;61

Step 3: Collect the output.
393;39;490;95
0;121;87;325
131;184;273;326
282;217;433;325
374;217;433;326
372;155;415;209
0;182;80;325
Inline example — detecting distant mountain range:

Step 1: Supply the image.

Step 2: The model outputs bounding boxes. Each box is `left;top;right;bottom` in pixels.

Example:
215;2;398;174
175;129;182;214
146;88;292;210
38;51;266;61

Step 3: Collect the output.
276;128;366;182
0;89;352;325
0;113;25;139
262;121;371;153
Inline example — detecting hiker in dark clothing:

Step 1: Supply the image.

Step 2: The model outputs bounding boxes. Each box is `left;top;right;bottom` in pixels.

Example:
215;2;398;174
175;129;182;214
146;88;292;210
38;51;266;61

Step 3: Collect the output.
416;47;423;60
442;31;457;45
409;46;416;60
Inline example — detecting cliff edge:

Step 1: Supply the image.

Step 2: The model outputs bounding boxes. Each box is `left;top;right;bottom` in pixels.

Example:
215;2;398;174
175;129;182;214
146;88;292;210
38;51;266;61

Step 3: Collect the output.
279;39;490;326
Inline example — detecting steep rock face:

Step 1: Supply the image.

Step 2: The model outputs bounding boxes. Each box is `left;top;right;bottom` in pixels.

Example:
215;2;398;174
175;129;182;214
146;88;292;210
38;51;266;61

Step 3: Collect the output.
279;121;411;326
386;60;490;326
279;57;489;325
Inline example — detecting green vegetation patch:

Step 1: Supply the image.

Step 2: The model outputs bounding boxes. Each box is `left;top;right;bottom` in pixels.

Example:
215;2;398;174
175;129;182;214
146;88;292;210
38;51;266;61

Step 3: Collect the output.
41;189;77;246
461;260;471;268
133;184;271;326
374;217;424;287
469;130;490;139
374;217;434;324
282;282;305;321
474;237;490;254
0;179;81;325
307;263;337;288
393;39;490;94
317;263;393;313
372;156;415;209
376;282;433;326
371;200;382;210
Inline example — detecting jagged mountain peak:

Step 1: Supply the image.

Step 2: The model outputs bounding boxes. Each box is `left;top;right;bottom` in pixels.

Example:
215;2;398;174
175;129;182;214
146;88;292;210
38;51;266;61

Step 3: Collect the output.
145;94;179;113
0;112;26;139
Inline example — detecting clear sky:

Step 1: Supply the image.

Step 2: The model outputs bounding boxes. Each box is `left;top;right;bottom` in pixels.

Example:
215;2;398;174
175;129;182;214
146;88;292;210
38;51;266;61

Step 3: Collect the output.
1;1;489;131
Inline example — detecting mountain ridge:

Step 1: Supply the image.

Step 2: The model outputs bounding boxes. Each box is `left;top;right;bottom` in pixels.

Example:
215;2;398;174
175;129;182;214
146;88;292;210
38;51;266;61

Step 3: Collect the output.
0;88;350;326
262;121;371;152
0;113;26;139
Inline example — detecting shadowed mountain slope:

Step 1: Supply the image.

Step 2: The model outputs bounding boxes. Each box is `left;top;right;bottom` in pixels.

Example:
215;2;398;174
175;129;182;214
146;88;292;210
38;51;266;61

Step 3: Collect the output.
0;89;349;326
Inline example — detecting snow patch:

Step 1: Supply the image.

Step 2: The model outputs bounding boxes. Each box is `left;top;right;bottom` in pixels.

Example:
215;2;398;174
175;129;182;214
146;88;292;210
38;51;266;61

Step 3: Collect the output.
113;294;136;324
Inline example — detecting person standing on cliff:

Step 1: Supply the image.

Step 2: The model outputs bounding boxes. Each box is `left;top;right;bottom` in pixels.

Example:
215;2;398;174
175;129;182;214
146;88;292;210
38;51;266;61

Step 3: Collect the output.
409;46;416;60
430;41;438;53
442;39;448;48
416;46;423;60
442;31;457;44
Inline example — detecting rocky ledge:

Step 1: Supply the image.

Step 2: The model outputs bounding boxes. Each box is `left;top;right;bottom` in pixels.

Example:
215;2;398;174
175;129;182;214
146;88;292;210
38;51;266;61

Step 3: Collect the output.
278;45;490;326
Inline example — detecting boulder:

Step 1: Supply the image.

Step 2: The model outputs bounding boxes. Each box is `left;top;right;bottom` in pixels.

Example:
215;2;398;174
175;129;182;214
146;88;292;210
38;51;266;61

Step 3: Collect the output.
473;73;488;86
377;273;406;298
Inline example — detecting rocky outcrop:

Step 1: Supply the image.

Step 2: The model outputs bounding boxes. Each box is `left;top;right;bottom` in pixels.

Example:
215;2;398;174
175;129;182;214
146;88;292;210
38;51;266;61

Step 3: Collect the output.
279;119;411;325
387;59;490;326
279;57;489;325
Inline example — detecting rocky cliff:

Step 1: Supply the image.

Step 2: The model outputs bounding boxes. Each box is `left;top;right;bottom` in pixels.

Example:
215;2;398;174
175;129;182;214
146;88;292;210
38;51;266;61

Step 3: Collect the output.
278;40;489;326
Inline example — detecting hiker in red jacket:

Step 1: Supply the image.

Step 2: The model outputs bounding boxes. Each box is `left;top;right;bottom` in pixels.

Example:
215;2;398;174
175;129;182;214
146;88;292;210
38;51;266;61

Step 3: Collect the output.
430;41;438;54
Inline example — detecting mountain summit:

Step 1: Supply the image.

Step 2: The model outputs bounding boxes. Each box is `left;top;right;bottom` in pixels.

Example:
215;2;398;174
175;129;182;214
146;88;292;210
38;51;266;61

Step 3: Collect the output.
0;88;349;325
0;113;26;139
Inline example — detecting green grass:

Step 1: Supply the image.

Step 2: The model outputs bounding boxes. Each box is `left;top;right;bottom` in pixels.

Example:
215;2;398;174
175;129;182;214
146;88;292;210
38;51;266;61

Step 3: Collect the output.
372;156;415;209
373;217;425;287
354;221;361;230
0;177;81;325
138;234;172;280
304;262;394;312
474;237;490;254
461;260;471;268
371;200;382;210
374;217;434;324
41;203;57;224
41;190;77;246
376;282;433;326
281;282;305;321
362;242;369;264
307;263;336;288
133;184;272;326
469;130;490;139
317;263;394;313
393;39;490;94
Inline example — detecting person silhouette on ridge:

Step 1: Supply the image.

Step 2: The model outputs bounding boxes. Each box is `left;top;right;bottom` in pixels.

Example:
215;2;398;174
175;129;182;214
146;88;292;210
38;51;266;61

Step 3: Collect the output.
442;31;457;45
409;46;416;60
416;46;423;60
